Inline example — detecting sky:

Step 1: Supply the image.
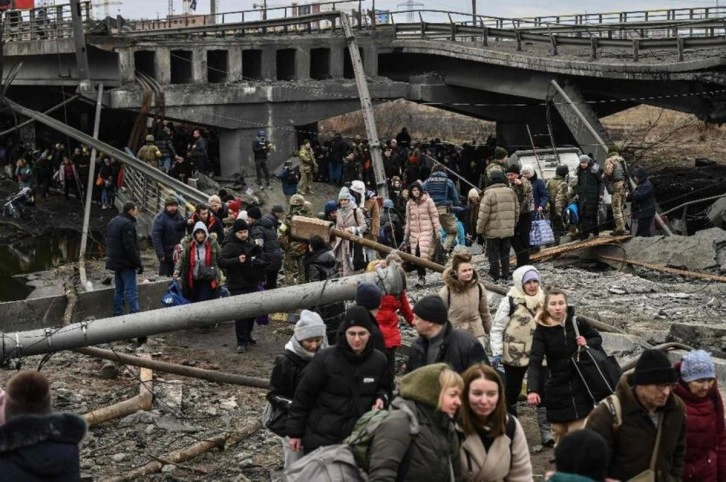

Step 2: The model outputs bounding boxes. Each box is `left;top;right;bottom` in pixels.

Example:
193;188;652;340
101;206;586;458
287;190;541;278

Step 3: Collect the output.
47;0;722;22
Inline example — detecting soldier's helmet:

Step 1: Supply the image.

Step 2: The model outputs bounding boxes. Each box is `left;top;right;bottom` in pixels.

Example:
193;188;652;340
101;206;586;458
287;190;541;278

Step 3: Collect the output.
290;194;306;206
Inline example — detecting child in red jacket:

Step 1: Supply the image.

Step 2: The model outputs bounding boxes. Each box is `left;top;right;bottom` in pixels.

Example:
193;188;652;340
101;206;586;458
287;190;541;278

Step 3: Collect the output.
368;253;414;375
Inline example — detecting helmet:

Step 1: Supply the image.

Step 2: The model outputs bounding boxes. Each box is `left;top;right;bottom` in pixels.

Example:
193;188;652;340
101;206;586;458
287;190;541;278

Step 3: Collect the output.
290;194;305;206
257;130;265;137
555;165;569;177
146;134;154;142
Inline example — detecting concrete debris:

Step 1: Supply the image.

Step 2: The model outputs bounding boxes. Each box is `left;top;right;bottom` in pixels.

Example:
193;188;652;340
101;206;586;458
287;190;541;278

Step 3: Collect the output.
219;397;239;411
619;227;726;272
608;287;627;295
155;415;201;433
118;411;158;427
669;322;726;356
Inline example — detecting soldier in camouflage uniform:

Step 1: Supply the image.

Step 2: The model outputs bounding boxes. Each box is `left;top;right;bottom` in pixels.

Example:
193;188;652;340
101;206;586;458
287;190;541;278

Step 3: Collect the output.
280;194;310;285
603;148;628;236
484;146;509;187
545;164;570;245
506;164;533;268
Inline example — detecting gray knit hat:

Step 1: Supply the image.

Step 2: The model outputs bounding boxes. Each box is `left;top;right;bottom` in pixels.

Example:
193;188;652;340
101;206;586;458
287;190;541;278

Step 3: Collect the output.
295;310;326;341
680;350;716;383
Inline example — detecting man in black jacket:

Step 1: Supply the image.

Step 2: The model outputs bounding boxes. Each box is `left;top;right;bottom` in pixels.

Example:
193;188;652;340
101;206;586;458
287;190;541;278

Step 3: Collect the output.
246;206;284;290
105;202;142;319
286;307;391;454
217;219;268;353
406;295;490;374
151;196;186;276
631;167;656;237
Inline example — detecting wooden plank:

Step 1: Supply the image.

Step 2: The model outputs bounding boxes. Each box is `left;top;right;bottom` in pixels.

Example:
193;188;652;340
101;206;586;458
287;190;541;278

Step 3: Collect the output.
596;254;726;283
512;234;633;264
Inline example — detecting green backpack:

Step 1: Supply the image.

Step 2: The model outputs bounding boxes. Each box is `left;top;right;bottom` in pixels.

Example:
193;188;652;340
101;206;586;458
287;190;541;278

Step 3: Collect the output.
344;408;414;477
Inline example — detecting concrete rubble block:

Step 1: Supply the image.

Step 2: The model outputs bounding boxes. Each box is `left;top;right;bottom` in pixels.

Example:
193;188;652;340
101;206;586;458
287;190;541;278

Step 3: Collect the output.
600;332;644;356
669;322;726;356
627;327;669;345
622;227;726;272
156;379;184;414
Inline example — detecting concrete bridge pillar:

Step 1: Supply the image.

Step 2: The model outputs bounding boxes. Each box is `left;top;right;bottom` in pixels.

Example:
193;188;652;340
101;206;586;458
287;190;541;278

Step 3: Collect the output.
155;47;171;85
330;41;345;78
219;124;298;179
118;48;135;85
261;47;277;81
192;48;207;84
295;46;311;81
362;45;378;77
228;46;243;82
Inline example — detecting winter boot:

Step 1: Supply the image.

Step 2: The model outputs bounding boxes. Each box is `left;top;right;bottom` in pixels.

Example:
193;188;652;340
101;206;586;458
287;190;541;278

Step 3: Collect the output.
536;406;555;448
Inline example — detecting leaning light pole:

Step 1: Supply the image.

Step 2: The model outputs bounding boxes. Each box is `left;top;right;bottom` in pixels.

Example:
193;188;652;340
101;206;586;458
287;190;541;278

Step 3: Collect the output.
0;265;405;360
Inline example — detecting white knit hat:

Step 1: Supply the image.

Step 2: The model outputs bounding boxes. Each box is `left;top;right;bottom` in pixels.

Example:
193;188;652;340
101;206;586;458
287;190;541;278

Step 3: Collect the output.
236;210;248;221
295;310;326;341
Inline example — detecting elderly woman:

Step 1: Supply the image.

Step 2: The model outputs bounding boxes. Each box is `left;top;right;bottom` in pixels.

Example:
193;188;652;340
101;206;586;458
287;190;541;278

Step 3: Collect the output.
440;248;492;344
403;181;441;287
332;186;368;277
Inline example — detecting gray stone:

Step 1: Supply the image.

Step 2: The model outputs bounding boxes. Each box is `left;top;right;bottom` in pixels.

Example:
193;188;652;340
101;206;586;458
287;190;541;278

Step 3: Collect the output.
155;415;201;433
162;464;177;473
621;228;726;272
156;380;184;414
111;453;128;463
669;322;726;356
608;287;627;295
601;333;643;355
118;411;158;427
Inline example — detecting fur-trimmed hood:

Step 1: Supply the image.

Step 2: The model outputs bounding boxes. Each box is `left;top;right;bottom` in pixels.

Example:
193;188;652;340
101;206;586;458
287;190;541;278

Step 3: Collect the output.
0;412;87;479
442;266;481;294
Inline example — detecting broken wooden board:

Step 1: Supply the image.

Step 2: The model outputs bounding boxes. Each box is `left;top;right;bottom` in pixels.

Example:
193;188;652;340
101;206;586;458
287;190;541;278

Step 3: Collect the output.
511;234;633;264
596;254;726;283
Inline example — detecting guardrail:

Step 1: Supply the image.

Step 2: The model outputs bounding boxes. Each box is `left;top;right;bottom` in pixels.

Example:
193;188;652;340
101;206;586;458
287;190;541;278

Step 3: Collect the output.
523;6;726;28
391;17;726;62
0;1;91;42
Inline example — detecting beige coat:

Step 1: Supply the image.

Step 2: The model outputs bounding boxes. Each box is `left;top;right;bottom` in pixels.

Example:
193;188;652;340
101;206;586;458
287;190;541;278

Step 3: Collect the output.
476;183;519;239
460;416;532;482
439;268;492;338
333;204;368;277
404;193;441;260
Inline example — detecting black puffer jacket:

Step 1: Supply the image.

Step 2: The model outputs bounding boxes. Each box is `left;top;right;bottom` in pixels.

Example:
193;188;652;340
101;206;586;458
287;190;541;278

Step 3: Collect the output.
406;322;490;374
266;350;310;437
286;337;391;453
0;413;87;482
250;215;283;272
631;169;656;219
105;213;141;271
217;235;267;290
527;307;602;423
151;209;186;260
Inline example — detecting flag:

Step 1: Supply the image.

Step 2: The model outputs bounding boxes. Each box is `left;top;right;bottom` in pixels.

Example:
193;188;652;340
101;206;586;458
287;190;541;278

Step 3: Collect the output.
189;0;197;11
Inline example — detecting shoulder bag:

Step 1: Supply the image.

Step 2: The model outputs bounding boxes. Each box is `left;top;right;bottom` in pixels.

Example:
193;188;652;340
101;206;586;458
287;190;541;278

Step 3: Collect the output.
570;316;622;404
627;415;663;482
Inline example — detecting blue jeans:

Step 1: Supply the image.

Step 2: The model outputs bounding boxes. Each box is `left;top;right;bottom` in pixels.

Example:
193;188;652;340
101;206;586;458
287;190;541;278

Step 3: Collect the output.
113;268;139;316
328;162;342;185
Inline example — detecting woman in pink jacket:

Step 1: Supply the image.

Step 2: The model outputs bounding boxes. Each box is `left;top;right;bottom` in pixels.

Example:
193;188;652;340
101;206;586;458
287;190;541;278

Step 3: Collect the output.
403;181;441;287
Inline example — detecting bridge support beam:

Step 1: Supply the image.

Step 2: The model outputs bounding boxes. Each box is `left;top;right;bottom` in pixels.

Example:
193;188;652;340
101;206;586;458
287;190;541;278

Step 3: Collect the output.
154;47;171;85
219;126;299;178
228;46;243;82
192;48;207;84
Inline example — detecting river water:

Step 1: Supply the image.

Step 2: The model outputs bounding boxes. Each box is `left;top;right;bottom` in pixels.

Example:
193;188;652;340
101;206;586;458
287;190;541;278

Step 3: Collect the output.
0;230;104;302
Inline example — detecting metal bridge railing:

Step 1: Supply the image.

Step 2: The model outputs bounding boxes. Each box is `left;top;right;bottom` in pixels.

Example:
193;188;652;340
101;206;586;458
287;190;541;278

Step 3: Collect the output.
0;1;91;42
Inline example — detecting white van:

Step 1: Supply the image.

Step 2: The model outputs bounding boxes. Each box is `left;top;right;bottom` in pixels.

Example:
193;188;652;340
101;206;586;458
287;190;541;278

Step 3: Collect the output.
508;147;612;205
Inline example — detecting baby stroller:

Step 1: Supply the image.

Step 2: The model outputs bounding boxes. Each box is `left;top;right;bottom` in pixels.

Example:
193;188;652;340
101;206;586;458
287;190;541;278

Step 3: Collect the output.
4;187;34;219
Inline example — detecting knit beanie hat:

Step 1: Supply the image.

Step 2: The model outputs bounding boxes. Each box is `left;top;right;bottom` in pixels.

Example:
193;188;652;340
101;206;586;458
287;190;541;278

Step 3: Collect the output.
467;188;480;200
555;429;610;481
382;199;394;209
339;306;375;335
338;187;351;201
272;204;285;214
413;295;448;325
633;349;677;386
236;210;248;221
232;219;248;233
4;371;52;420
247;206;262;220
356;282;382;310
399;363;449;409
295;310;327;341
680;350;716;383
489;170;506;184
324;200;338;215
164;195;179;206
350;180;366;196
494;147;507;160
522;269;540;285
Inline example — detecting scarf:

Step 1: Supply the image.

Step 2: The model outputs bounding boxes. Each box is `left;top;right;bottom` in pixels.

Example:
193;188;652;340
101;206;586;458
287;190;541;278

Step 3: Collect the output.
507;285;545;314
284;334;329;360
187;239;216;290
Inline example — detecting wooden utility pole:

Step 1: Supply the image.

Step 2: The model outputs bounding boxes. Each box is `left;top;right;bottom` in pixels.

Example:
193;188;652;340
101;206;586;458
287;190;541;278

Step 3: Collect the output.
340;13;388;199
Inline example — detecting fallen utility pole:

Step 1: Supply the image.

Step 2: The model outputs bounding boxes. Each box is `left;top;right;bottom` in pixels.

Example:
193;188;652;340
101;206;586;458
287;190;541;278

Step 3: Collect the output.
292;216;625;334
0;264;404;359
103;421;262;482
79;83;104;292
340;13;388;199
75;346;269;389
83;361;153;427
596;254;726;283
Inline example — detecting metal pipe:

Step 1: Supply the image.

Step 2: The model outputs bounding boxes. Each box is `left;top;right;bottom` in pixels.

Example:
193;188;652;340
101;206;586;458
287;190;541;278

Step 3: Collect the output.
0;265;405;360
79;83;103;292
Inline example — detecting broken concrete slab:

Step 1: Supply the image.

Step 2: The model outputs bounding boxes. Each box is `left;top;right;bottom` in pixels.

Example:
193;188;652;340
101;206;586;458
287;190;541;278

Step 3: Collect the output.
669;322;726;356
617;228;726;272
601;333;644;356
